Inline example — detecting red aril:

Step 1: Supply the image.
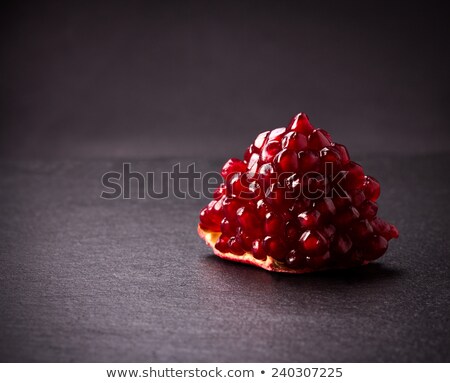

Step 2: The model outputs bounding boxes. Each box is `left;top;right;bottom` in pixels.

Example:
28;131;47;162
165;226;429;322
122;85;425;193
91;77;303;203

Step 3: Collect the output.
252;238;266;260
263;236;287;261
264;211;285;237
364;176;381;201
333;143;350;165
282;131;308;152
308;129;332;151
288;113;314;135
221;158;247;179
261;140;282;162
298;150;320;174
273;149;299;174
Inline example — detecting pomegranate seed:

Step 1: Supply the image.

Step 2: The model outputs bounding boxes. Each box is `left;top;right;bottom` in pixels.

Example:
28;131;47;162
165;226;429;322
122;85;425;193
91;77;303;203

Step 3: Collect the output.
351;190;366;207
247;152;260;176
308;129;332;151
298;209;321;229
342;161;365;190
256;199;271;219
281;210;293;221
306;251;331;269
220;218;235;237
320;146;341;166
322;224;336;240
222;197;241;223
291;198;312;213
227;173;253;199
299;230;328;256
285;221;300;244
389;224;399;239
288;113;314;135
273;149;299;174
265;183;291;209
228;236;245;255
334;206;360;227
244;144;257;163
363;235;388;260
199;207;214;231
286;249;306;269
250;180;264;200
268;127;286;141
252;238;266;260
320;146;341;175
215;234;230;253
364;176;381;201
254;131;270;149
371;217;390;237
313;197;336;216
321;130;332;141
372;217;399;240
236;227;253;251
263;236;287;261
213;183;226;200
282;131;308;152
199;200;224;231
359;200;378;219
257;163;275;190
237;206;260;232
331;233;352;254
221;158;247;179
265;212;285;236
332;143;350;165
333;195;352;210
350;219;374;240
298;150;320;173
261;140;282;162
302;173;328;199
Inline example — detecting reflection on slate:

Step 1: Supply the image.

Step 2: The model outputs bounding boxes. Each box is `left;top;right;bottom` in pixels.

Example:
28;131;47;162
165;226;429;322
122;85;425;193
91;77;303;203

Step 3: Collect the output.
0;154;449;362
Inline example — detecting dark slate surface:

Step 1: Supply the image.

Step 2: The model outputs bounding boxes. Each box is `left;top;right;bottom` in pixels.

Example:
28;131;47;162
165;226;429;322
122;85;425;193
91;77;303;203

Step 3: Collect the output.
0;154;449;362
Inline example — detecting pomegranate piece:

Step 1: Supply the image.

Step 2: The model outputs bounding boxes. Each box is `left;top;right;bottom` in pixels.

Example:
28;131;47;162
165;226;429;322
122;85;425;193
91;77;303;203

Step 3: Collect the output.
199;112;399;273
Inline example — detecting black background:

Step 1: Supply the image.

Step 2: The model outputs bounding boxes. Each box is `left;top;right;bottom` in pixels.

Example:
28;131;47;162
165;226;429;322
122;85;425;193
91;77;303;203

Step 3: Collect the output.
1;0;449;158
1;0;449;362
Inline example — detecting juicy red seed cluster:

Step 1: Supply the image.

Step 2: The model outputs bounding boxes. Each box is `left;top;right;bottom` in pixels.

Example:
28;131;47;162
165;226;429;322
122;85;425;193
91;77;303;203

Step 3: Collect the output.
199;113;399;270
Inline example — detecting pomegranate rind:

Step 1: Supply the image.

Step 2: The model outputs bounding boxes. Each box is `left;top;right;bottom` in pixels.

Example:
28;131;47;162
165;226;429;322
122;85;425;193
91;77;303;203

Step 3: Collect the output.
199;225;316;274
